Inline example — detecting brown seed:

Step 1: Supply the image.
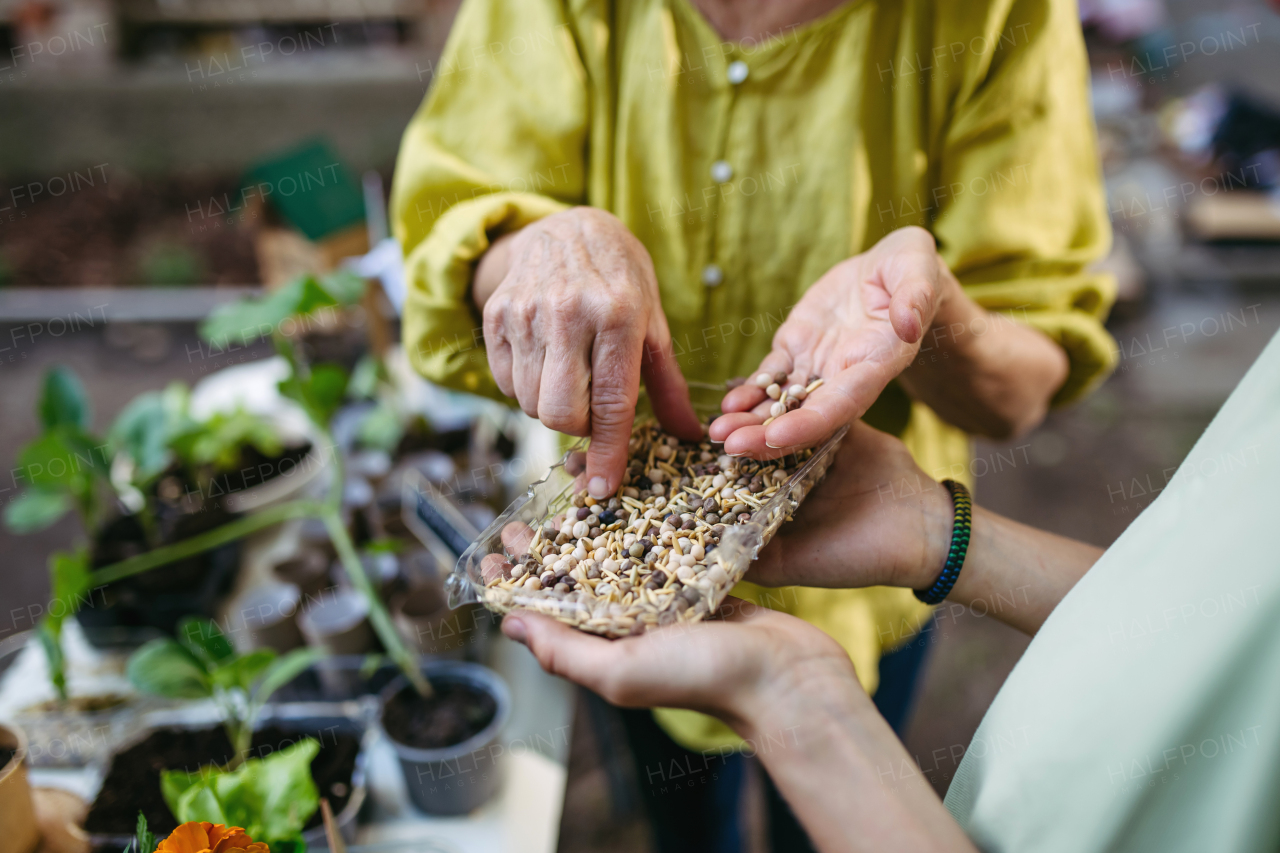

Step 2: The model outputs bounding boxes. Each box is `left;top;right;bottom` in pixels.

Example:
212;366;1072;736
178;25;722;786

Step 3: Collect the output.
737;512;752;523
807;374;820;385
773;371;789;385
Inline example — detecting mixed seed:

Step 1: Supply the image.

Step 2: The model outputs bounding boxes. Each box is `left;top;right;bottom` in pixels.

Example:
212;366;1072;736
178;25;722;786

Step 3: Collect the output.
478;417;822;637
725;372;825;427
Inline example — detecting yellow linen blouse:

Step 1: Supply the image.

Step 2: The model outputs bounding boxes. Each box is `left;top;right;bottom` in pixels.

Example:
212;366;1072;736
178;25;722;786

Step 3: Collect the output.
392;0;1117;751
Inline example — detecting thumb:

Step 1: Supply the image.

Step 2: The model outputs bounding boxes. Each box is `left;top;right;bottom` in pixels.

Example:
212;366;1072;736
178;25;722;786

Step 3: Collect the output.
884;251;948;345
641;324;703;443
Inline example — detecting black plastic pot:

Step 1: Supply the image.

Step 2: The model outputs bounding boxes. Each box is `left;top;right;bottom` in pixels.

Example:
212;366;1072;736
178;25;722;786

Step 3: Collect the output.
78;509;240;647
379;661;511;816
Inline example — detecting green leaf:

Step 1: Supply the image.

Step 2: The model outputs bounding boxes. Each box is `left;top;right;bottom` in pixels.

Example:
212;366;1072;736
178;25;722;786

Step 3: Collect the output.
36;620;67;702
253;648;324;704
279;363;349;426
356;401;404;453
133;812;158;853
3;488;71;533
176;617;236;667
210;649;276;693
17;430;106;493
109;384;192;482
200;274;339;348
161;738;320;846
39;367;89;431
127;638;211;699
174;408;284;473
346;354;380;400
318;269;366;305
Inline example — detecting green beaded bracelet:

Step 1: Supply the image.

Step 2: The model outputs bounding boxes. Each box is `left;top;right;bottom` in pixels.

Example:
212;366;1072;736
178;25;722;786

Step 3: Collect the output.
914;479;972;605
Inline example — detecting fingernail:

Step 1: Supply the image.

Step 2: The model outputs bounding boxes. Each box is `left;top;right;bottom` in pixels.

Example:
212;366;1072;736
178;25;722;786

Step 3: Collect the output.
765;442;781;449
912;308;924;331
503;616;527;644
727;451;747;457
587;477;609;499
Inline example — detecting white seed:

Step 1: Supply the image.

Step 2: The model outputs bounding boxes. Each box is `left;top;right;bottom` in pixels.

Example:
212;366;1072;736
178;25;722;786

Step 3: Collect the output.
770;401;786;418
572;520;589;538
572;546;587;561
623;487;640;499
690;542;705;560
543;552;558;567
788;384;807;400
647;468;665;483
765;383;782;400
753;372;772;388
623;533;637;547
676;565;696;582
525;576;542;590
652;483;665;495
654;496;667;510
707;565;728;586
655;444;673;460
720;486;735;499
712;473;728;489
602;559;618;574
679;554;697;568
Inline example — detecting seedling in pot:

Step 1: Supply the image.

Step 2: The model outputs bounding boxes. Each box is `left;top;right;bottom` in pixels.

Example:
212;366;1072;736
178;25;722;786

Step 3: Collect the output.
127;617;322;768
160;738;320;853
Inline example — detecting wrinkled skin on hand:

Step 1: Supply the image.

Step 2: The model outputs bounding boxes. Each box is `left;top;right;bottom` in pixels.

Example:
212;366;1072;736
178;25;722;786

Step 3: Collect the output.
713;227;956;457
482;207;703;497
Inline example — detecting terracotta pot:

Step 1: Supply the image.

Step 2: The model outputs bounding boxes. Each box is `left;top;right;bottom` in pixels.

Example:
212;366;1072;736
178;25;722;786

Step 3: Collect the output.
0;723;39;853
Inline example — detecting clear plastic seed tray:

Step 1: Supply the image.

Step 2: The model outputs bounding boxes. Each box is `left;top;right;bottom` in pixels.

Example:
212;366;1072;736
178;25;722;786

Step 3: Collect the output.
449;424;847;638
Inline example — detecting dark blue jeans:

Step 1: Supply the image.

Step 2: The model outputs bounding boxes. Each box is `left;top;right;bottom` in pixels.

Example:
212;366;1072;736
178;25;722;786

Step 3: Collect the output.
618;627;933;853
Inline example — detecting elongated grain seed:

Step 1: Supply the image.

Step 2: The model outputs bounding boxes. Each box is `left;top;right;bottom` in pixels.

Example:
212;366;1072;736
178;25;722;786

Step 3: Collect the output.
479;419;818;637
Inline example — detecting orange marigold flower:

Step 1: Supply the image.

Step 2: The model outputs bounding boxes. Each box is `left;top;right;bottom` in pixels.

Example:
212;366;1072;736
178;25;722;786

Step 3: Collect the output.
156;822;270;853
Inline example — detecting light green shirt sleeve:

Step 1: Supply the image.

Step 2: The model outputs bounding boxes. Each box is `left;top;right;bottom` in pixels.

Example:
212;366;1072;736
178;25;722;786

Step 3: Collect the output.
946;330;1280;851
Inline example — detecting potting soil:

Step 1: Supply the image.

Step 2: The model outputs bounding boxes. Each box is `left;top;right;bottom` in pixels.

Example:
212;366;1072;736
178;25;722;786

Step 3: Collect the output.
382;682;497;749
83;724;359;838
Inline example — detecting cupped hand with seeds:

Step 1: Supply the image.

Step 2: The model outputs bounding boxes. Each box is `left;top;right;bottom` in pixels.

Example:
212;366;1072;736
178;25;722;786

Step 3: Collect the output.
712;227;950;457
713;225;1070;456
473;207;704;499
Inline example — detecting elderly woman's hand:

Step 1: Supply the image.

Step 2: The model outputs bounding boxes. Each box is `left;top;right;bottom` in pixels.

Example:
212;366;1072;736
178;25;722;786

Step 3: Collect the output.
714;225;1070;455
475;207;703;498
712;226;951;457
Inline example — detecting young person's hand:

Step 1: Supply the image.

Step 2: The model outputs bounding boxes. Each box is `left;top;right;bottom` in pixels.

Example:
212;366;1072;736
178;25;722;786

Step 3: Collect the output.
744;420;954;592
502;597;854;733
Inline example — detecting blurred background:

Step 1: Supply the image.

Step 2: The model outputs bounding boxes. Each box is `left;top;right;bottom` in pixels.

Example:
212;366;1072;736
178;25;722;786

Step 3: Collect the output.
1;0;1279;850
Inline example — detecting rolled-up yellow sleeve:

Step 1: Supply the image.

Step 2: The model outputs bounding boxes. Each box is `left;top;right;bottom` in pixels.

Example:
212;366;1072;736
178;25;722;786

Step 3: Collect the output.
931;0;1118;406
390;0;589;400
